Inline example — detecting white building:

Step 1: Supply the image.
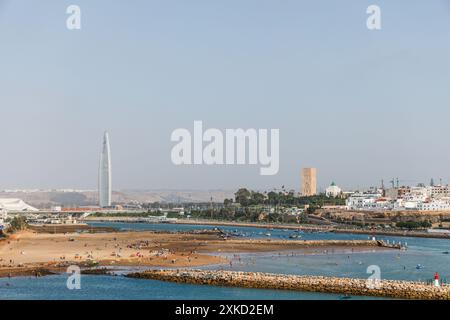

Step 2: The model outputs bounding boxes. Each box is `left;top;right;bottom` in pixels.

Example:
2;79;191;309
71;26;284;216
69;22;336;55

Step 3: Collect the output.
0;207;7;230
0;198;38;212
416;200;450;211
51;206;62;212
408;187;430;199
346;192;390;210
393;186;450;211
398;187;429;210
326;182;342;198
345;183;450;212
428;185;450;199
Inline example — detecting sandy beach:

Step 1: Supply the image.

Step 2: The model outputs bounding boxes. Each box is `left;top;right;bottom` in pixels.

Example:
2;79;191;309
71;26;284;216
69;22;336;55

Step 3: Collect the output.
0;230;225;271
0;229;393;278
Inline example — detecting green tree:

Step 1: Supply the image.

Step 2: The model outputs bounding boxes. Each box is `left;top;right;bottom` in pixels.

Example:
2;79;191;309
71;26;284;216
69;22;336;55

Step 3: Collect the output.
8;216;28;233
396;220;432;230
235;188;252;207
267;191;279;205
250;192;265;205
223;198;233;207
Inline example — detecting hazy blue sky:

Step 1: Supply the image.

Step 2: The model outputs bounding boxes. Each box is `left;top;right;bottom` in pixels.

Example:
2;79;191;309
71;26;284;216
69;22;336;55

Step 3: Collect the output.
1;0;450;191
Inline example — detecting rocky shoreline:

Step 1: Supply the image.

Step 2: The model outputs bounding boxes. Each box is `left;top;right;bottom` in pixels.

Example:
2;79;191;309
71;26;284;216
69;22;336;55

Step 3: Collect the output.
172;219;450;239
215;239;404;249
127;269;450;300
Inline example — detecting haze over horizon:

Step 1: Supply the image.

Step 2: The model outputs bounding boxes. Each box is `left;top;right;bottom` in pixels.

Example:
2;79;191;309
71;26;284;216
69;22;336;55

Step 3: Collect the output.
1;0;450;192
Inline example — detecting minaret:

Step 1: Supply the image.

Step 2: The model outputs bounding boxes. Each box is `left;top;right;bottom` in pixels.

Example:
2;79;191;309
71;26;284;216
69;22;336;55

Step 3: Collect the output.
99;131;112;207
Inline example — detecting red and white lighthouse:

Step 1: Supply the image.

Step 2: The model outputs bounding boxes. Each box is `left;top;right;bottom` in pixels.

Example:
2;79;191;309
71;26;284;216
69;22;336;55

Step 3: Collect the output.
434;272;440;287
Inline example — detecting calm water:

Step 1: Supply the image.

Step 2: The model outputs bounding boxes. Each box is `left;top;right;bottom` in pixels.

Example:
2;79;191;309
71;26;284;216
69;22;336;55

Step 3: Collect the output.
0;222;449;300
0;273;382;300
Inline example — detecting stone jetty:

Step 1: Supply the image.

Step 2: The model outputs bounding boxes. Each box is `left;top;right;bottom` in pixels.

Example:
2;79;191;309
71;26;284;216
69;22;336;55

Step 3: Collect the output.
219;239;403;249
127;269;450;300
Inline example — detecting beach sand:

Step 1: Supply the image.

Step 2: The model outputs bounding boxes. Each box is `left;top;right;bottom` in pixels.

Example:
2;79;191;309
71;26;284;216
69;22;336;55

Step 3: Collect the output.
0;230;391;277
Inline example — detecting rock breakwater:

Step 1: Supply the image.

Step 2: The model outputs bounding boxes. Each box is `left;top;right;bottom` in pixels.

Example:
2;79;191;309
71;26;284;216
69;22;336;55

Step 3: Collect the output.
127;269;449;300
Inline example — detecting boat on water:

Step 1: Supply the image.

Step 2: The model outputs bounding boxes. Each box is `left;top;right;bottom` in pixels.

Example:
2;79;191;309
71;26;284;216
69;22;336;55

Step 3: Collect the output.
289;234;301;239
265;233;271;237
340;295;352;300
442;251;449;254
416;264;424;270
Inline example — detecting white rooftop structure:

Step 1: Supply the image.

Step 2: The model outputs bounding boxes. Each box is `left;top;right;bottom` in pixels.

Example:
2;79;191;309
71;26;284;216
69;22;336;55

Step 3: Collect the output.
326;182;342;198
0;198;38;212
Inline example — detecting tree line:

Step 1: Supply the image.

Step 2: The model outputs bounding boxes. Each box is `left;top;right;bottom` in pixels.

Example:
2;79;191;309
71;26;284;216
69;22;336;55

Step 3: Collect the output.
228;188;345;208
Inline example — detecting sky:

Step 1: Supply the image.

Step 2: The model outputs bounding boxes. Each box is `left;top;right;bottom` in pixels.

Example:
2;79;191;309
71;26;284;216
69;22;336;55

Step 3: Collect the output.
1;0;450;192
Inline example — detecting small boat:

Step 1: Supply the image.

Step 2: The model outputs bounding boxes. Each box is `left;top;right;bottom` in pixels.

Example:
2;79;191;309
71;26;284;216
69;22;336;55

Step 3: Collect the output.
340;295;352;300
442;251;449;255
265;233;271;237
289;234;301;239
416;264;424;270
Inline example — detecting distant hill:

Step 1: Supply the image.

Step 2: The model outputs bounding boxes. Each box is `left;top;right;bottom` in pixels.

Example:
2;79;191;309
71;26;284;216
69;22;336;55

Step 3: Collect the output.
0;190;235;208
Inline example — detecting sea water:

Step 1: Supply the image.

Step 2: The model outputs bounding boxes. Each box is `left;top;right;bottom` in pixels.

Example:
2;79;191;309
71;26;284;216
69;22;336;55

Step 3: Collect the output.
0;222;448;300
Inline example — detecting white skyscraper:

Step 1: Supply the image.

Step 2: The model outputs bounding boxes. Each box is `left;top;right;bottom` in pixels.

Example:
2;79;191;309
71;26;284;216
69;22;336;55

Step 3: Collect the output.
99;131;112;207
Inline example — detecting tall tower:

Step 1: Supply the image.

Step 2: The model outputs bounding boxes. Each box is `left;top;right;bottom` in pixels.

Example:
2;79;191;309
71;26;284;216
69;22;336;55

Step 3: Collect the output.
301;168;317;196
99;131;112;207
